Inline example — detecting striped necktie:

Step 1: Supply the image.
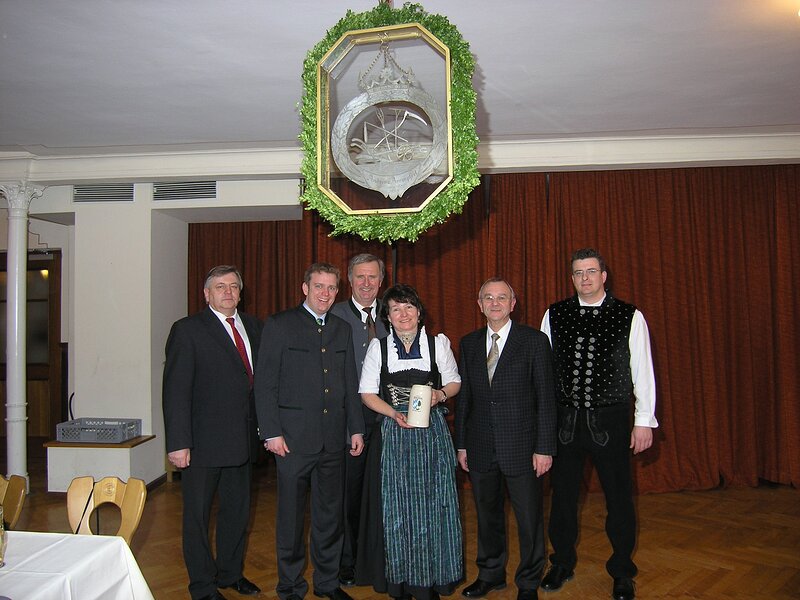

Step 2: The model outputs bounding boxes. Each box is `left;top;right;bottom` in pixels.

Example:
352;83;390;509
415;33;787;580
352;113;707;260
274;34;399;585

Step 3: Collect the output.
487;332;500;384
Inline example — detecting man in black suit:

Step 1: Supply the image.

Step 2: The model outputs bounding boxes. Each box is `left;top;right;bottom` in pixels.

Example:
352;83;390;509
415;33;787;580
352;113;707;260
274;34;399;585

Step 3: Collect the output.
456;278;558;600
329;253;388;587
163;265;263;600
255;262;365;600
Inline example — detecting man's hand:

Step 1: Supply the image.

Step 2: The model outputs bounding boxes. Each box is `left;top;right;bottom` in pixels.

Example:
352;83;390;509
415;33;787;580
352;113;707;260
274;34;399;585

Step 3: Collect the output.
168;448;190;469
350;434;365;456
533;453;552;477
265;436;290;457
630;426;653;454
457;449;469;472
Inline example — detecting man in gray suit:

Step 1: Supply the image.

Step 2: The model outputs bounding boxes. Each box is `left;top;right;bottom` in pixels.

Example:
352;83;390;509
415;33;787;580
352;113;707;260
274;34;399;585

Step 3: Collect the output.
255;262;365;600
456;278;557;600
329;253;388;587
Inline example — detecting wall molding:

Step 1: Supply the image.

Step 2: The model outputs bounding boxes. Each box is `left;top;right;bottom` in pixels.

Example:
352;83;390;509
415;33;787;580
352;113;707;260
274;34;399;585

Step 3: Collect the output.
2;133;798;185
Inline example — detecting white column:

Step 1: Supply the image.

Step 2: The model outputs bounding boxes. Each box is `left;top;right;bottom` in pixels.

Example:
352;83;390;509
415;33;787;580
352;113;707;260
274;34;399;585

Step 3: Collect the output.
0;181;43;483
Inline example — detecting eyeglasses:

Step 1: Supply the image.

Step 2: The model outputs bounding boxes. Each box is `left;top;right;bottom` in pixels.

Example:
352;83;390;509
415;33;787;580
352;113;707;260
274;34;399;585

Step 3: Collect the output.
572;268;601;278
481;294;511;303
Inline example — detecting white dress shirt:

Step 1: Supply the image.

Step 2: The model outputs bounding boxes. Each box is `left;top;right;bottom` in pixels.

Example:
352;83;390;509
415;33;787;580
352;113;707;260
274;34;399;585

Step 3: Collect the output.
359;326;461;394
209;306;253;364
540;294;658;428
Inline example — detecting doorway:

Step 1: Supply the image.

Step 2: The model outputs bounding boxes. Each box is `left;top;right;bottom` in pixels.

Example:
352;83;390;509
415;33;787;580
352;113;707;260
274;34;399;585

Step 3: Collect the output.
0;249;64;439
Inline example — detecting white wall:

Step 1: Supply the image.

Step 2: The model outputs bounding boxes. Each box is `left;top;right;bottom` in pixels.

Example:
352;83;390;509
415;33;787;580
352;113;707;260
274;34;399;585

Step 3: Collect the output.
1;177;300;484
149;209;188;465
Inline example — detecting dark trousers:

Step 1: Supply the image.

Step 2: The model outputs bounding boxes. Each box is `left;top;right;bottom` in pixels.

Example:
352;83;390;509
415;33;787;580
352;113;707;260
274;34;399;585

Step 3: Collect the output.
470;464;545;590
275;449;345;599
181;462;252;599
547;405;637;578
341;440;368;571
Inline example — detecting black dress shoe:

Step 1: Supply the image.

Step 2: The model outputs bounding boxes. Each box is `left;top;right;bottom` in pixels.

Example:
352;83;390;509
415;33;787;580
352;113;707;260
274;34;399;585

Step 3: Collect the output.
285;596;302;600
540;565;574;592
339;566;356;587
219;577;261;596
313;587;354;600
462;578;507;598
517;590;538;600
197;592;228;600
612;577;635;600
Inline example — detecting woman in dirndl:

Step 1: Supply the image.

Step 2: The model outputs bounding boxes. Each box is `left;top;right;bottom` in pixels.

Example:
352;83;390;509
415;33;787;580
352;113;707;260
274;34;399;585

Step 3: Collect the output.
356;284;463;600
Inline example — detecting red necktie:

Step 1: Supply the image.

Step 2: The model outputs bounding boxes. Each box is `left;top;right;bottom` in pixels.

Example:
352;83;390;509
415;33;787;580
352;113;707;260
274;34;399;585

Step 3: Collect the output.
226;317;253;386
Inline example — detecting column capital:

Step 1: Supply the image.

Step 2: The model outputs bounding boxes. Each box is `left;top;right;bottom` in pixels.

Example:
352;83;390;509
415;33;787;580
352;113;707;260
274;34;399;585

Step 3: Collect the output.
0;181;44;212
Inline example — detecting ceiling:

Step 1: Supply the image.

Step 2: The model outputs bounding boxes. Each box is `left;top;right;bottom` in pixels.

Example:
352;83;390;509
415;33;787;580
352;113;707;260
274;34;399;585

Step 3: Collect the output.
1;0;799;170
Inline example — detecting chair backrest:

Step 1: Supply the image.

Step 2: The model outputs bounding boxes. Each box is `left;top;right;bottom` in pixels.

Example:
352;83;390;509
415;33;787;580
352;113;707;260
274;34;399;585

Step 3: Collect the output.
66;476;147;545
0;474;27;529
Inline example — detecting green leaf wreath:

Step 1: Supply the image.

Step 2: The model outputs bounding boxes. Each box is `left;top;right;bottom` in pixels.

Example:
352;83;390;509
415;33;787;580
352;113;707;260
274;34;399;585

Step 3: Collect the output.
299;2;479;242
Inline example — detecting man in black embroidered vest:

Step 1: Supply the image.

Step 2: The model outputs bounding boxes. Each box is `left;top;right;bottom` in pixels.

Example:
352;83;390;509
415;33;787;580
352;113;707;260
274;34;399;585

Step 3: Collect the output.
540;249;658;600
329;253;388;587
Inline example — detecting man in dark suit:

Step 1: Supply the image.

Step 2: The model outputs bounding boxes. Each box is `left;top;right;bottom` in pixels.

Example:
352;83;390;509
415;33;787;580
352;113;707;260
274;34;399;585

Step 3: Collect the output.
456;278;558;600
255;262;365;600
329;253;388;587
163;265;263;600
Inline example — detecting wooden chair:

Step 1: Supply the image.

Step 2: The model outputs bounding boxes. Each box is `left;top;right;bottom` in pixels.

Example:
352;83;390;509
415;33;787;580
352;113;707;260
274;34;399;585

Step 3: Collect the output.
0;474;26;529
66;476;147;545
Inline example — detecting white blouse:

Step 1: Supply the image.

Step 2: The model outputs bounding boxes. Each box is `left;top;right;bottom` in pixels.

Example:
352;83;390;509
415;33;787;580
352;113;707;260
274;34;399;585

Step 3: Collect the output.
359;326;461;394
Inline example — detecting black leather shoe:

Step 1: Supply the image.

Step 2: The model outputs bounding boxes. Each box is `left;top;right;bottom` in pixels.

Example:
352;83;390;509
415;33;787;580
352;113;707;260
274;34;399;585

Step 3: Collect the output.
339;566;356;587
540;566;574;592
285;596;302;600
612;577;635;600
517;590;538;600
219;577;261;596
313;588;354;600
462;578;507;598
197;592;228;600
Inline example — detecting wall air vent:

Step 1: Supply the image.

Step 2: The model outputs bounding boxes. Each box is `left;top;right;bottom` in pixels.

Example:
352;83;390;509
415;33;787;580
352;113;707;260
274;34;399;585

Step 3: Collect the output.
73;184;134;203
153;181;217;201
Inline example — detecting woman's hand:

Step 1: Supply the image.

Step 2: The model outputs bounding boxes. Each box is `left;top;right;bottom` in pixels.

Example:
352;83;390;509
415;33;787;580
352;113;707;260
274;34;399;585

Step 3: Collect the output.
431;388;447;406
392;410;413;429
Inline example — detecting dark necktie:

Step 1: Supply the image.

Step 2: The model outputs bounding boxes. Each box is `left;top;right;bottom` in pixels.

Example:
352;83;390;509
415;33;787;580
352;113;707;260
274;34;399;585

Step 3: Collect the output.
487;332;500;384
226;317;253;386
363;307;376;341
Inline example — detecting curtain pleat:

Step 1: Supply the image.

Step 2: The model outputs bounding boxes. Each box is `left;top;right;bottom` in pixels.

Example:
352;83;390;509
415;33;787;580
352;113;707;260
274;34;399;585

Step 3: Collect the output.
187;164;800;491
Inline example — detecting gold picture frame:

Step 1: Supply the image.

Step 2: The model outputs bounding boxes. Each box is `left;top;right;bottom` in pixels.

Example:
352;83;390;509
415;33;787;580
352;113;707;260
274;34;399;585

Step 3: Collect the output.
317;23;453;215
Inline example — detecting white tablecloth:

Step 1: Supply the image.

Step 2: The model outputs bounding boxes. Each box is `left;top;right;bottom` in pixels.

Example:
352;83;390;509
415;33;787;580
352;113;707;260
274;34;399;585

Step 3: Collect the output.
0;530;154;600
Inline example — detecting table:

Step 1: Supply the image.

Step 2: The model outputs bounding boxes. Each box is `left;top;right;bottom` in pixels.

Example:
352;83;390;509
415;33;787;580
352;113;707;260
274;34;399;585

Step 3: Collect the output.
0;530;154;599
44;435;158;492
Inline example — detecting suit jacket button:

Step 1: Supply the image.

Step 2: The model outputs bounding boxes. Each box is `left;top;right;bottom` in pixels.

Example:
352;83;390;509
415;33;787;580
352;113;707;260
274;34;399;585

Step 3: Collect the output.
321;348;326;353
323;408;328;414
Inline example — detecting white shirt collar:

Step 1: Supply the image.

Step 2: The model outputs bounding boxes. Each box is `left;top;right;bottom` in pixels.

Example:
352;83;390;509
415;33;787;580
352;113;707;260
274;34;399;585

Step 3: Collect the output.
352;298;377;322
578;292;607;307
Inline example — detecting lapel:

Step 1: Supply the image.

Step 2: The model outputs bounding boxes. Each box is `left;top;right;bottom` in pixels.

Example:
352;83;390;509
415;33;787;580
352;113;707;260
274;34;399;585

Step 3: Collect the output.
201;307;244;368
241;313;260;364
487;321;522;385
472;328;493;388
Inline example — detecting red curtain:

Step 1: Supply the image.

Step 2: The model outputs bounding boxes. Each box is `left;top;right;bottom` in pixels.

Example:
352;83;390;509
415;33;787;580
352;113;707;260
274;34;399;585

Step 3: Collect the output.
187;164;800;491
